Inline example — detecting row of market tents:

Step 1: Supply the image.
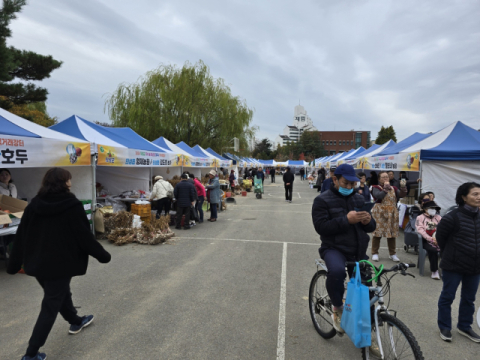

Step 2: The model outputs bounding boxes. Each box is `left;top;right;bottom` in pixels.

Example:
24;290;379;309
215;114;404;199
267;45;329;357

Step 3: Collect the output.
1;107;479;209
311;121;480;209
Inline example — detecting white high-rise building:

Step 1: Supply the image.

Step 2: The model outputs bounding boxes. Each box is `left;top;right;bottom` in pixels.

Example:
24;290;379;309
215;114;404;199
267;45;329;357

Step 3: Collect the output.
275;104;317;147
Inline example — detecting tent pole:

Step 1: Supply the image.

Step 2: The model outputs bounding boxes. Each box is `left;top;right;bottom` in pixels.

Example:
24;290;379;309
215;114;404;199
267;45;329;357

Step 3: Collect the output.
418;160;423;199
91;154;96;234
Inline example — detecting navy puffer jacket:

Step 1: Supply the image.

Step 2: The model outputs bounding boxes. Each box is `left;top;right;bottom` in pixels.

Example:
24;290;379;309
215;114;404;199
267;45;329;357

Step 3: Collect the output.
174;181;196;208
312;184;376;259
437;206;480;275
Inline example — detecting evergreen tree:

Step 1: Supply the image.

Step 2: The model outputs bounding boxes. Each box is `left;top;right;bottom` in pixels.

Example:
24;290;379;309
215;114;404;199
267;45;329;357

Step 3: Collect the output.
0;0;62;111
252;138;273;159
375;125;397;145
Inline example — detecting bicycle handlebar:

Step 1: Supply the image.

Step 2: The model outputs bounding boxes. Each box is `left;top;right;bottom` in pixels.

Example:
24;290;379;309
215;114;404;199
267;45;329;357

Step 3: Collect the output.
345;261;416;274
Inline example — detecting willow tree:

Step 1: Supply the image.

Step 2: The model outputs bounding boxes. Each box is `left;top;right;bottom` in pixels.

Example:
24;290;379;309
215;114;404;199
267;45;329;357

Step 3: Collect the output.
105;60;255;153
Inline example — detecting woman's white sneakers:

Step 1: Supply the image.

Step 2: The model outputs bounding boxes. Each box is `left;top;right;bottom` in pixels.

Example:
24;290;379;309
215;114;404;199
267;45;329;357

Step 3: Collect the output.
372;254;379;261
389;254;400;262
431;271;441;280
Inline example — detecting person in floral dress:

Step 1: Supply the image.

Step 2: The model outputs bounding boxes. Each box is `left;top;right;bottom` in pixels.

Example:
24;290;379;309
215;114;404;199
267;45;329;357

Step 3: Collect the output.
370;171;407;262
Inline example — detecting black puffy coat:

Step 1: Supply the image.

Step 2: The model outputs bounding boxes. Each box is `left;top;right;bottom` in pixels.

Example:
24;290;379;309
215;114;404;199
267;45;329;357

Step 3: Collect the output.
312;184;376;259
437;206;480;275
174;180;196;208
283;171;294;186
7;192;111;279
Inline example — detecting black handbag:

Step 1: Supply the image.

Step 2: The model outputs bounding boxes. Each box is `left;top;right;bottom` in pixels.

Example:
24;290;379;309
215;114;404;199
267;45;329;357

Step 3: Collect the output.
190;206;200;222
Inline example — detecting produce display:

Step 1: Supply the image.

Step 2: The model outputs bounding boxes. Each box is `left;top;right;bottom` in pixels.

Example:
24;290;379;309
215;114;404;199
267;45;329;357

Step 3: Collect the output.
102;211;174;246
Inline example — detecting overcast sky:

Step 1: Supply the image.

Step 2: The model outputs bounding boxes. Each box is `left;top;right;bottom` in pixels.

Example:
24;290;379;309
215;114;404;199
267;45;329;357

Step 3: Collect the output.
7;0;480;144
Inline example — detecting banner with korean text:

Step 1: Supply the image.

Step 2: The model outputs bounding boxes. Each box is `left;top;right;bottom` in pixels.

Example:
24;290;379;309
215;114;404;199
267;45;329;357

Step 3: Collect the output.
0;135;90;168
363;152;420;172
97;144;179;167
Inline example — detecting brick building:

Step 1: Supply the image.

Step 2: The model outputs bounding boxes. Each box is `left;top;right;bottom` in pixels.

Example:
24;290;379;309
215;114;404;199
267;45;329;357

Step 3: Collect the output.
317;131;371;155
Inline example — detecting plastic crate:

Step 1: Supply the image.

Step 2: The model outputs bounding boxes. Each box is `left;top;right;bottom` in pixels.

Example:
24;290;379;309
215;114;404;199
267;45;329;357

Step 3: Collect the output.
131;203;151;217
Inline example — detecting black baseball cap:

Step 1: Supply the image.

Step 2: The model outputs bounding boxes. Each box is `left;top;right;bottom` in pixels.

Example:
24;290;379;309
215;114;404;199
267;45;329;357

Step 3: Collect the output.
334;164;358;182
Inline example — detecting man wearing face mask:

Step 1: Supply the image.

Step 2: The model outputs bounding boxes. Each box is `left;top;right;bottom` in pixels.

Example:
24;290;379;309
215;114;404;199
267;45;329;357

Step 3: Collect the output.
311;164;376;334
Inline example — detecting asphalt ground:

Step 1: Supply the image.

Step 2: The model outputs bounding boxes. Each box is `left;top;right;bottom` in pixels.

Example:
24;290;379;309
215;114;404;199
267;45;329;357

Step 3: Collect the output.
1;177;480;359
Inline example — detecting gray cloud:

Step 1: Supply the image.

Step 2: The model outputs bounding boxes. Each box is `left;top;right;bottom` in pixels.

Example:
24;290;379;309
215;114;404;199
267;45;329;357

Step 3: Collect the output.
7;0;480;144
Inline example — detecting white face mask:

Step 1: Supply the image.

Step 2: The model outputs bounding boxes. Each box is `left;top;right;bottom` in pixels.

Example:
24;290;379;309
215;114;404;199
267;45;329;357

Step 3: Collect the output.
427;209;436;216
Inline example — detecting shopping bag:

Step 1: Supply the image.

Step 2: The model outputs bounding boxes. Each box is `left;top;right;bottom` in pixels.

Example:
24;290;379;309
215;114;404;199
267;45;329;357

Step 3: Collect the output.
340;262;371;348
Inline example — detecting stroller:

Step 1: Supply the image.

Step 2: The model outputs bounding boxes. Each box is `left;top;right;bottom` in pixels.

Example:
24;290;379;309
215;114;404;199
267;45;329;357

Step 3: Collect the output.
254;177;264;199
403;205;423;253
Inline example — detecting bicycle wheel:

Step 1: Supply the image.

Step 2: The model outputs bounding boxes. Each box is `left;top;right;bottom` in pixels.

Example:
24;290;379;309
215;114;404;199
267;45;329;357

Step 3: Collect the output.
308;270;336;339
362;313;424;360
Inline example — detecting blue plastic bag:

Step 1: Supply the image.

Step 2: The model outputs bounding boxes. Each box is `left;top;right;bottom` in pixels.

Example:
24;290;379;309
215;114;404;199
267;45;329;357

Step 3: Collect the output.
340;262;372;348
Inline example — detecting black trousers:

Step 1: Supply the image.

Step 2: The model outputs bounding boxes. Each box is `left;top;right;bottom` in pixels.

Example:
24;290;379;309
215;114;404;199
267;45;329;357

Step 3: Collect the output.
26;277;82;356
271;175;275;183
176;206;190;228
423;239;439;272
156;197;171;217
285;185;293;201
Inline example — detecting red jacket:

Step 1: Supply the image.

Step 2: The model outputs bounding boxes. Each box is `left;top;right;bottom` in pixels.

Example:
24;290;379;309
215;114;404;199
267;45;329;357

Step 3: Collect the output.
194;178;206;197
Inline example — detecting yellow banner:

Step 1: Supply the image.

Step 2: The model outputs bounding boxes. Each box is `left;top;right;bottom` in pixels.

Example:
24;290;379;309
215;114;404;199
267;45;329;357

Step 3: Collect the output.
363;152;420;172
0;136;90;167
97;144;178;167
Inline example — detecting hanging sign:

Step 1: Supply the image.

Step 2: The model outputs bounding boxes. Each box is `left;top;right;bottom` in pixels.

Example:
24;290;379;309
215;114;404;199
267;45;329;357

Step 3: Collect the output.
0;136;90;168
97;144;178;167
363;152;420;172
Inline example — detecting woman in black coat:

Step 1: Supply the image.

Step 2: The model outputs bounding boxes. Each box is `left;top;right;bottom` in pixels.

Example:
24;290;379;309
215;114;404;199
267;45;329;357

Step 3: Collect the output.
436;182;480;343
7;168;111;360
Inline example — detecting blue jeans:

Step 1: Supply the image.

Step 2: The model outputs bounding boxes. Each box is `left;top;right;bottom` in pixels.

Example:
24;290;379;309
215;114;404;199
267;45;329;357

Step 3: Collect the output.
196;196;204;221
438;269;480;331
210;203;218;219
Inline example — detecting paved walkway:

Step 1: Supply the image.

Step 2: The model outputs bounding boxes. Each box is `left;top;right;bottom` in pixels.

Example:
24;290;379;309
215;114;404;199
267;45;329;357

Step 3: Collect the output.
1;179;479;359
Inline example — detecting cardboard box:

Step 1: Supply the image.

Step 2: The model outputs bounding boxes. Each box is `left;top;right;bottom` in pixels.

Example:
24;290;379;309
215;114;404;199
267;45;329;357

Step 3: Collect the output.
0;195;28;226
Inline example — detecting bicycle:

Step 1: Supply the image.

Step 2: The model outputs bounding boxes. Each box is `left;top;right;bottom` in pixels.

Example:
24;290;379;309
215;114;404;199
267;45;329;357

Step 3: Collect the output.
308;259;424;360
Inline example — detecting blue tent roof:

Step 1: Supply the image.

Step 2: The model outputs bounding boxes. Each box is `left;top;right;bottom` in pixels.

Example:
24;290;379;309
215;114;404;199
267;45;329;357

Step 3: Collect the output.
151;137;173;151
51;115;164;152
176;141;207;157
205;147;228;160
288;160;306;166
0;115;41;137
377;132;432;155
344;144;380;159
418;122;480;161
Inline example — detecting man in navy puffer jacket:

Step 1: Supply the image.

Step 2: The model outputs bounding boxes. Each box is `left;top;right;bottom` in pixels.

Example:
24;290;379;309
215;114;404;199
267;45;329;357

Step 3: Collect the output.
174;174;196;230
312;164;376;335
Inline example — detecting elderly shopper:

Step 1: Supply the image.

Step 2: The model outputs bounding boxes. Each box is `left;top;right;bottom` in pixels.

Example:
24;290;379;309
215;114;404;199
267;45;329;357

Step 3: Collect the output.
436;182;480;343
205;169;220;222
283;167;295;203
229;169;236;189
370;171;407;262
174;174;196;230
7;168;111;360
415;201;442;279
355;172;371;203
150;175;174;217
0;168;17;198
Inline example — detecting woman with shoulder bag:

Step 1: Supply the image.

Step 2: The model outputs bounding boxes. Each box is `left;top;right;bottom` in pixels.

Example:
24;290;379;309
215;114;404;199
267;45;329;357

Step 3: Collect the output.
150;176;173;217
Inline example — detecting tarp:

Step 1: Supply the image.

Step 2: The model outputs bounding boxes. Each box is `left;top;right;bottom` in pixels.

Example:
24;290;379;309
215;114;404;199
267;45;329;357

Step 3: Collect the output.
193;145;232;168
1;108;91;168
206;148;228;161
51;115;173;167
376;132;432;156
287;160;307;167
401;121;480;161
344;144;380;160
422;161;480;211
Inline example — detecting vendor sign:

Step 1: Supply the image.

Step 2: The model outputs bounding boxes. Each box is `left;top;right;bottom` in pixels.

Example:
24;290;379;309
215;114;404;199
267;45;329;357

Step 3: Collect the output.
0;136;90;168
363;152;420;172
97;144;178;167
